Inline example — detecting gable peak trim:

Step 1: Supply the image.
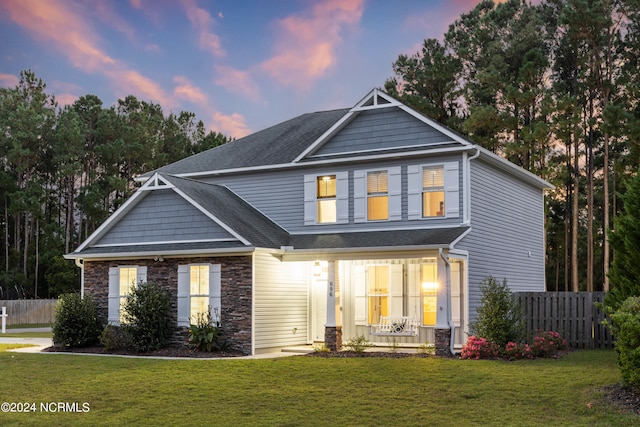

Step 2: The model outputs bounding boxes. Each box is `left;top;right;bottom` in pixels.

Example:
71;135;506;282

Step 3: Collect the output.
141;173;175;191
352;88;401;111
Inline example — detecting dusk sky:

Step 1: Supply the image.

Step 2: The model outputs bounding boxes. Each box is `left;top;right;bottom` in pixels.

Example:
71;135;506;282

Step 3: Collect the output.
1;0;507;139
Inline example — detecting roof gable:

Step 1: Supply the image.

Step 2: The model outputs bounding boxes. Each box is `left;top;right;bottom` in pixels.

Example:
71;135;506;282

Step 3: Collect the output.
94;188;236;246
307;106;457;159
293;88;470;162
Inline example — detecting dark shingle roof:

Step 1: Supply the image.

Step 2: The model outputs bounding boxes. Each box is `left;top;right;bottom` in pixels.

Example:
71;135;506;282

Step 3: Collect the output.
288;227;469;250
152;108;349;176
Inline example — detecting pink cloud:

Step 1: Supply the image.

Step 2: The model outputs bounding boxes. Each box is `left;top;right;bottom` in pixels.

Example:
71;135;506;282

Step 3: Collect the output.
261;0;364;90
181;0;225;57
0;73;19;87
173;75;207;104
214;65;261;101
105;68;175;109
211;112;251;139
55;93;79;107
0;0;116;72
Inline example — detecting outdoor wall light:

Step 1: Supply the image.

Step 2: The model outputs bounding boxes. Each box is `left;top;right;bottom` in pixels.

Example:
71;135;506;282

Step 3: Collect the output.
153;256;164;262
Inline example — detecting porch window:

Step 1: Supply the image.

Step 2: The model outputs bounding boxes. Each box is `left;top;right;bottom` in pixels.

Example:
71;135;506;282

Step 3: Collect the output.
367;171;388;221
190;265;210;323
316;175;337;223
422;166;445;217
367;265;389;324
421;262;438;326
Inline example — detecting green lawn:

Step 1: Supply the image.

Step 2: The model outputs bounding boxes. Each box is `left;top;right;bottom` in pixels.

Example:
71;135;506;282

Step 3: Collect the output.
0;349;636;426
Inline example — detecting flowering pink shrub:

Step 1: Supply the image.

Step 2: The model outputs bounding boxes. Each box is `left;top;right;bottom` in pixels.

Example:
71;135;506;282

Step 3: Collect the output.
530;331;567;357
460;336;500;359
460;331;567;360
503;341;533;360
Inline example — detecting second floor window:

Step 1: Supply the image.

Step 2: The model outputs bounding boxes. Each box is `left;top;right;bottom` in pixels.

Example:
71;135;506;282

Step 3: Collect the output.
422;166;445;217
316;175;337;223
367;170;388;221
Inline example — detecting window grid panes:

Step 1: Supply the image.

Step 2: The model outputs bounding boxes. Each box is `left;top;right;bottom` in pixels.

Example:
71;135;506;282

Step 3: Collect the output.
316;175;337;223
190;265;210;322
367;265;389;324
422;166;445;217
367;171;388;221
119;267;137;323
421;263;438;326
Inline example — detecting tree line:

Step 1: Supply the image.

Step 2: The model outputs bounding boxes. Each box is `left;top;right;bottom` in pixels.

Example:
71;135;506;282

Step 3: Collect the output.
385;0;640;293
0;70;229;298
2;0;638;299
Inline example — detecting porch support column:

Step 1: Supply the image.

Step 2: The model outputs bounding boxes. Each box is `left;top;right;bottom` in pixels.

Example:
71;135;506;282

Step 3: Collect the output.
435;252;452;356
324;260;342;351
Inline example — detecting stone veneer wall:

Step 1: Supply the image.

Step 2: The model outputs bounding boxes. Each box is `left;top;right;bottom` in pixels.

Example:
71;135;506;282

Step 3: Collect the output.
83;256;253;355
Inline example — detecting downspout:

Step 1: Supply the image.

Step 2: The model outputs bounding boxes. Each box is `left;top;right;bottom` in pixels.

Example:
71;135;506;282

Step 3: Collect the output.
439;248;455;355
74;258;85;297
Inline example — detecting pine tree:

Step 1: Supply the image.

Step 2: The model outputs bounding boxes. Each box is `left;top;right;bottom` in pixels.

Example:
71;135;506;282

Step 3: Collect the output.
606;170;640;310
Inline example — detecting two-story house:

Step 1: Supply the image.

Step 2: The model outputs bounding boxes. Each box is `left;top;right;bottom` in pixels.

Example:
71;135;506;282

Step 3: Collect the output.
65;89;551;355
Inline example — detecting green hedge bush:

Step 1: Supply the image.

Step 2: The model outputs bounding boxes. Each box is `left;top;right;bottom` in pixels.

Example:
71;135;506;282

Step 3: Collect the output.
121;282;171;352
607;296;640;390
469;276;524;347
52;293;103;348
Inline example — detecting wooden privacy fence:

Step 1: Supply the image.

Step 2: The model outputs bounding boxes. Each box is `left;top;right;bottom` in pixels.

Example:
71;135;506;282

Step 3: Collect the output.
0;299;57;325
513;292;614;349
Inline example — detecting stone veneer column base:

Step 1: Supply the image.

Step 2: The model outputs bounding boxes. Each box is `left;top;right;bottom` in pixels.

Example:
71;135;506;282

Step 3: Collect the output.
324;326;342;351
435;328;452;356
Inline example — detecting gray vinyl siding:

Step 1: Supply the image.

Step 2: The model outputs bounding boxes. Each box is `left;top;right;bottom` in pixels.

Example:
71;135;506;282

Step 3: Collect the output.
456;159;545;322
253;251;309;350
312;107;453;156
96;189;236;245
201;154;464;233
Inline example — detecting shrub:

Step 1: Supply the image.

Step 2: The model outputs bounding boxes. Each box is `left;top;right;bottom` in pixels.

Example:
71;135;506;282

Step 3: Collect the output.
343;335;374;352
313;343;330;353
530;330;566;358
99;324;129;351
189;308;223;352
53;293;103;348
504;341;532;360
460;336;499;360
470;276;524;348
606;296;640;390
121;282;171;352
416;342;435;355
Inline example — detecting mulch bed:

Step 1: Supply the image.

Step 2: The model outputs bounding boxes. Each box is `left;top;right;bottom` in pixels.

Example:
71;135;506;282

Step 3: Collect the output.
600;384;640;415
43;345;244;358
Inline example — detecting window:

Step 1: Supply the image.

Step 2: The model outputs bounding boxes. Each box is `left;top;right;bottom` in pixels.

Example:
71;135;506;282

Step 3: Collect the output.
190;265;210;323
408;162;459;220
304;172;348;225
422;166;445;217
421;262;438;326
367;265;389;324
118;267;137;323
367;171;388;221
177;264;221;327
108;265;146;324
316;175;337;223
